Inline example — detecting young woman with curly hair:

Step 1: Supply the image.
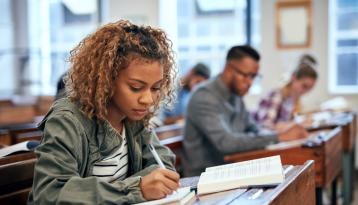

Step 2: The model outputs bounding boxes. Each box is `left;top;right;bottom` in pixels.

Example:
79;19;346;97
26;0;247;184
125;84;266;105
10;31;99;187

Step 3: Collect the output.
28;20;180;204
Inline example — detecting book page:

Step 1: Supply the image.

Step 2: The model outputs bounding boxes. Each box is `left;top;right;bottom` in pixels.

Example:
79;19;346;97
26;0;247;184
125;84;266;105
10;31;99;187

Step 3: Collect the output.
134;187;191;205
197;156;284;195
206;156;281;173
0;141;30;157
200;156;283;183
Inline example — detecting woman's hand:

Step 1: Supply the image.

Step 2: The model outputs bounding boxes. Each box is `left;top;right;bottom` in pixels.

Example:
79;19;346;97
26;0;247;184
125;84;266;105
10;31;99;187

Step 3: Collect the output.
278;124;308;141
140;168;180;200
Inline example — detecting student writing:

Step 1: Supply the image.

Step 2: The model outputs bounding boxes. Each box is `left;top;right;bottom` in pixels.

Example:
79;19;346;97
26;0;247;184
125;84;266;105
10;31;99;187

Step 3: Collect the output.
28;20;180;204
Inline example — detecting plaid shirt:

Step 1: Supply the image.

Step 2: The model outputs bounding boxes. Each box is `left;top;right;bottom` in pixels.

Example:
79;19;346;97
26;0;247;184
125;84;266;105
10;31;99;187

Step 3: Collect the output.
252;89;294;128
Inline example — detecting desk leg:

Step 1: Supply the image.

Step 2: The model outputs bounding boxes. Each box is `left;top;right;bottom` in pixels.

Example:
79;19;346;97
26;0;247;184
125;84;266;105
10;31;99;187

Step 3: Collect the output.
331;177;337;205
342;146;355;205
349;146;356;203
316;188;323;205
351;145;355;202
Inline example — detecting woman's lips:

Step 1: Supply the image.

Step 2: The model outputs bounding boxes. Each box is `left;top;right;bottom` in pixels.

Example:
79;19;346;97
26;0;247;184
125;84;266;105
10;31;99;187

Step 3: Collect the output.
132;109;148;116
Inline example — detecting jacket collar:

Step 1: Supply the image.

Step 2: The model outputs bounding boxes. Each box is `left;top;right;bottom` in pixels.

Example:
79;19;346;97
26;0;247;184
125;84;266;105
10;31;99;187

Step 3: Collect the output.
210;75;236;102
39;98;147;175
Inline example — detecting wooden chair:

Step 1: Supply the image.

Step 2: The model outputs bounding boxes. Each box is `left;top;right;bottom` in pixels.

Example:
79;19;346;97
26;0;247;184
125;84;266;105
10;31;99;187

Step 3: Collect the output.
0;105;36;126
0;158;37;205
5;123;39;145
0;129;11;147
0;152;36;166
14;131;42;144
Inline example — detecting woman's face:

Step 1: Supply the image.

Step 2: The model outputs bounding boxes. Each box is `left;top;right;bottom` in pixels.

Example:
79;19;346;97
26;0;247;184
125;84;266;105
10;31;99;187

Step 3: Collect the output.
108;59;163;121
291;76;316;97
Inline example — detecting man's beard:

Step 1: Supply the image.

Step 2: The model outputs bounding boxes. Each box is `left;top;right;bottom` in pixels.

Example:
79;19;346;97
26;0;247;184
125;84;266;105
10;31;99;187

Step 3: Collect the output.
230;78;241;96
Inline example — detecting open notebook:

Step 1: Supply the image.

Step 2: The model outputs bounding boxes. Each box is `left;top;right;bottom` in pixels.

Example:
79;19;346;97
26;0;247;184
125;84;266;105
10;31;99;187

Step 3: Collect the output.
197;155;284;195
134;187;195;205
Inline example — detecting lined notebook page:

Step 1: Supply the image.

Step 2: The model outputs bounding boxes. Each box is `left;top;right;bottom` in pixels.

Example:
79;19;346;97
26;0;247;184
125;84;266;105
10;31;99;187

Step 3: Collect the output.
134;187;192;205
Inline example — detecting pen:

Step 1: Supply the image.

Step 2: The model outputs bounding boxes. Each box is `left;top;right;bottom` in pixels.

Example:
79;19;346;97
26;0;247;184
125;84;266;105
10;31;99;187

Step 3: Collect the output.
148;143;166;169
249;189;263;200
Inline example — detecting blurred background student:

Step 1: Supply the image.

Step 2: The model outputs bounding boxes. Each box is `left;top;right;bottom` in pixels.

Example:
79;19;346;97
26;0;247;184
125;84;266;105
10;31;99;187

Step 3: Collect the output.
161;63;210;125
252;54;318;132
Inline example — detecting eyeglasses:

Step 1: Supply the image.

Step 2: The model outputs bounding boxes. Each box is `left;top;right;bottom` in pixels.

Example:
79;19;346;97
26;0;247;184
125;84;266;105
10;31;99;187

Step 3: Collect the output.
229;64;262;80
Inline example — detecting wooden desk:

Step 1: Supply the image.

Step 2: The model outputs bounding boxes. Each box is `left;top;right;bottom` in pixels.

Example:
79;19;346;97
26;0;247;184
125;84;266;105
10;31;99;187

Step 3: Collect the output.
0;158;37;205
307;112;355;152
0;129;11;146
0;152;36;166
0;152;37;205
4;123;39;145
180;161;315;205
0;105;36;126
155;123;184;140
307;112;356;205
224;128;342;205
15;131;42;144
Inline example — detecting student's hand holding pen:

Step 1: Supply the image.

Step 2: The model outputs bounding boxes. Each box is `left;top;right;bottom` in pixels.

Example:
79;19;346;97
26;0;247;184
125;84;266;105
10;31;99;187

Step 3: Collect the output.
140;168;180;200
278;123;309;141
140;143;180;200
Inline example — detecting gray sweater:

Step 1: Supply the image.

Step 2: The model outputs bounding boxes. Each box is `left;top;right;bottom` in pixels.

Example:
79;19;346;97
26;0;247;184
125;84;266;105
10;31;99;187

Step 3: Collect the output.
182;75;278;176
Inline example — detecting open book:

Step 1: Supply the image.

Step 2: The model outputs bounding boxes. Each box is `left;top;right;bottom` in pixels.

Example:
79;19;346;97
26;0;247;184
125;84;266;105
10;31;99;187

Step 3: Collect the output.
134;187;196;205
197;155;284;195
0;140;39;157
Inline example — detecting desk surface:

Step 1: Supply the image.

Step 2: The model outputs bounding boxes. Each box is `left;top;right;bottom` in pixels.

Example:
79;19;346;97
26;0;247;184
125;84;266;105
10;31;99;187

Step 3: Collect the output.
0;152;36;166
224;127;342;188
306;112;356;152
180;161;315;205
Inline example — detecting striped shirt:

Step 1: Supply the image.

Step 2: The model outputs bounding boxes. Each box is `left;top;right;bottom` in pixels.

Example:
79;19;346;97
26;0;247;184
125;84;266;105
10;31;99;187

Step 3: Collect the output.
92;126;128;183
252;89;294;128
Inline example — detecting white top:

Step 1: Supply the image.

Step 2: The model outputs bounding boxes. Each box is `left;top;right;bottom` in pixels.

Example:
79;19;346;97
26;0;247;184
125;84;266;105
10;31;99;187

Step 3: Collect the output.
91;126;128;183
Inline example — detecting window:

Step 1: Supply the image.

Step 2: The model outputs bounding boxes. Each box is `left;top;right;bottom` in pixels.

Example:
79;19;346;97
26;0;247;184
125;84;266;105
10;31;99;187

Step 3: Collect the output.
28;0;99;95
329;0;358;93
0;0;14;95
174;0;261;93
0;0;99;96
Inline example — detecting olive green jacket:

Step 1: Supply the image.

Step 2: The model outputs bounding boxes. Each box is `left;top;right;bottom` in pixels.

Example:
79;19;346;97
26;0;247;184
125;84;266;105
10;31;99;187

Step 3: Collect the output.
28;98;176;205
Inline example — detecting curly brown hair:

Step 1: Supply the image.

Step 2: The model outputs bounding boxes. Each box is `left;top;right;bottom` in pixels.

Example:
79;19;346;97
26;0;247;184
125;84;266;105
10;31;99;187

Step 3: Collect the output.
65;20;177;126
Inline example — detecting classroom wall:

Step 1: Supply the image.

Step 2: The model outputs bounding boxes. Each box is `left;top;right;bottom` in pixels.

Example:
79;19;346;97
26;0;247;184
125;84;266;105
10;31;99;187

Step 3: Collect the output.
244;0;358;113
104;0;358;113
104;0;159;26
245;0;358;168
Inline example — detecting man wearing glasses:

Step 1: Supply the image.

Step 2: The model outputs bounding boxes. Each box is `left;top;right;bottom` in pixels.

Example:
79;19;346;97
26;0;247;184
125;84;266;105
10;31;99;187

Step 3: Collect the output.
182;45;308;177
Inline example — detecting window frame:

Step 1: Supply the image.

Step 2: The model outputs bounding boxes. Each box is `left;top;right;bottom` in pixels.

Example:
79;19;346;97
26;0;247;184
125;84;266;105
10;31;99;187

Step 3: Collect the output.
328;0;358;94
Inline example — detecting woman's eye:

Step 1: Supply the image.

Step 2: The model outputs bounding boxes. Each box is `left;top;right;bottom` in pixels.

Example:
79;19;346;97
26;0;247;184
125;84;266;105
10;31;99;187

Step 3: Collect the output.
151;87;161;92
129;86;142;92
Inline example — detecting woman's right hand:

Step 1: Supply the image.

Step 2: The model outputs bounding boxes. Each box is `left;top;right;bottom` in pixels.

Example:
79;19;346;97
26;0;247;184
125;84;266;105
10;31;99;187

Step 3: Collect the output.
278;124;308;141
140;168;180;200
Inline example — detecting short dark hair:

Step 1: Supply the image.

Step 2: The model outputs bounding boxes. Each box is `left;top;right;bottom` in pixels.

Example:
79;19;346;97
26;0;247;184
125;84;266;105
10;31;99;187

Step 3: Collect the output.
192;63;210;79
226;45;260;62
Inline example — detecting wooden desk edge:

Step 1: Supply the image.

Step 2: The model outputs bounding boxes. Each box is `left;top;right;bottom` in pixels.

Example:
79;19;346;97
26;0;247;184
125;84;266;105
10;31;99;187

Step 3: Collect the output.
268;160;315;205
224;127;342;163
